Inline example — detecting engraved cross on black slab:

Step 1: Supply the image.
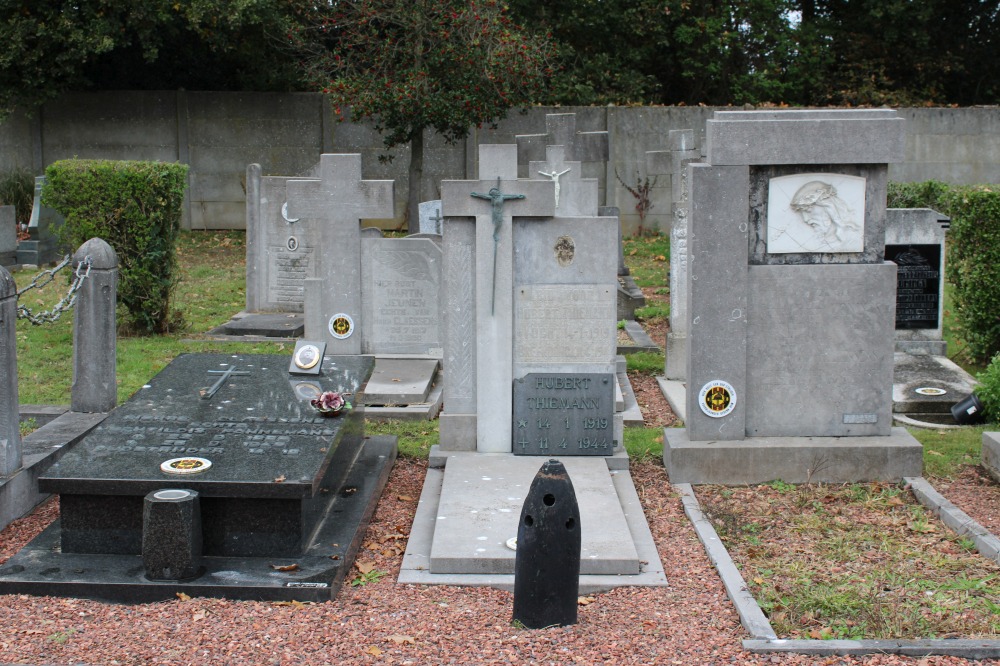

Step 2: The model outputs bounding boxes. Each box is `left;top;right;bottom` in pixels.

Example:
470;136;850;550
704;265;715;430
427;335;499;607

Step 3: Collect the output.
199;365;251;400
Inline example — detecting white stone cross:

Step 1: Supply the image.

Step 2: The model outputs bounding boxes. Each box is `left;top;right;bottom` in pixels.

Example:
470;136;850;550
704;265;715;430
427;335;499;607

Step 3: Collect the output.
285;154;393;352
440;145;554;452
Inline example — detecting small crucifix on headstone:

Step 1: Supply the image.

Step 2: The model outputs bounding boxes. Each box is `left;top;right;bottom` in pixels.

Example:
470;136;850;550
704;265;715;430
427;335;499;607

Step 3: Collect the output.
429;210;443;235
529;145;597;217
199;365;251;400
470;178;526;315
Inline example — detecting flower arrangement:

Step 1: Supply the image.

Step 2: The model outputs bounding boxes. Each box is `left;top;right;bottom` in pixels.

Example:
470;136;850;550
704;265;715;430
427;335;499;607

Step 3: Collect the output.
311;391;351;416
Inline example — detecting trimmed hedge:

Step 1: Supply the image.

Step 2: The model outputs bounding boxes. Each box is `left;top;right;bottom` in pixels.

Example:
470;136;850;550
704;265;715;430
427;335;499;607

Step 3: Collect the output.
976;353;1000;423
888;181;1000;364
41;160;189;334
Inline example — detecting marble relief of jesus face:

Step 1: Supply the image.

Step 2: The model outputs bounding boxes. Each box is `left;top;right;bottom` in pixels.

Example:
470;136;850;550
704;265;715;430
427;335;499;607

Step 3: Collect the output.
766;173;867;254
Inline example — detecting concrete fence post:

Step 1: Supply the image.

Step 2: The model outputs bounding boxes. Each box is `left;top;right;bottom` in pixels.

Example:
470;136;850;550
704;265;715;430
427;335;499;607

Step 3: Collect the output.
0;264;21;476
71;238;118;413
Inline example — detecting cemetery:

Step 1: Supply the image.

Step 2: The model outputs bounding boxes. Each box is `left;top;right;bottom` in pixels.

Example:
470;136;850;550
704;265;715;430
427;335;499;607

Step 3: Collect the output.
0;105;999;664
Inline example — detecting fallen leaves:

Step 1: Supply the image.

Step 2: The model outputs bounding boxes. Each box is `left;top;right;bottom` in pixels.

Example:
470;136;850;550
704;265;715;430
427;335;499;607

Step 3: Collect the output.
274;474;286;483
387;634;415;645
270;563;300;572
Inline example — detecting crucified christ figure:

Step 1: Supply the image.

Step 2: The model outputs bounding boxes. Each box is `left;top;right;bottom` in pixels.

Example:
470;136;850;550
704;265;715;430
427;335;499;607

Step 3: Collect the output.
537;167;571;208
470;177;525;315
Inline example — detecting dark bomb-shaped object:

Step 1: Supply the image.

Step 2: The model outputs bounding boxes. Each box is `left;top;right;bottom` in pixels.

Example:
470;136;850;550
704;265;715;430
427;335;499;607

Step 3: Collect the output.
512;459;581;628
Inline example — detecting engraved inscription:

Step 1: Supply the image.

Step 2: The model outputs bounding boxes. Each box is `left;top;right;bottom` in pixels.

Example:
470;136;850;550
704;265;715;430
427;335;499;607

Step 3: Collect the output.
886;244;940;329
513;373;615;456
514;285;616;364
370;244;441;349
266;245;314;306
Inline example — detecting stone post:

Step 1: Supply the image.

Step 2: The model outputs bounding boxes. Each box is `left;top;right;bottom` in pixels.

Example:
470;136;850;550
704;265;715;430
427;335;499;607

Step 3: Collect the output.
71;238;118;413
0;264;20;476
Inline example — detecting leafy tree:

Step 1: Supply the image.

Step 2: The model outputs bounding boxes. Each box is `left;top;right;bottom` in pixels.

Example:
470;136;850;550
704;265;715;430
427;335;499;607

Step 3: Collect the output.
293;0;551;224
0;0;313;118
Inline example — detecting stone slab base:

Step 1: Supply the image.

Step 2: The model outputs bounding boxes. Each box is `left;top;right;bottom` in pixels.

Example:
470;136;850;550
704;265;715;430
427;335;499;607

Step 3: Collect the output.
0;411;108;532
616;276;645;320
893;352;977;415
616;320;659;356
365;358;439;405
400;451;667;593
364;379;444;422
0;437;396;603
656;378;687;423
984;432;1000;485
207;312;304;338
663;427;923;484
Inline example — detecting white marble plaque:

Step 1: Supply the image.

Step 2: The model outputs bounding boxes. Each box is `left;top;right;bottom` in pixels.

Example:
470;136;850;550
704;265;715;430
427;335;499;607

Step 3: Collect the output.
766;173;866;253
514;285;616;365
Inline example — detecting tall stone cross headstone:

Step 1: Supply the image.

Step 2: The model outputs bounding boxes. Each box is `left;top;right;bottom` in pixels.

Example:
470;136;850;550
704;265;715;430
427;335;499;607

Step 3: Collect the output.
285;154;393;353
440;145;554;452
528;145;598;217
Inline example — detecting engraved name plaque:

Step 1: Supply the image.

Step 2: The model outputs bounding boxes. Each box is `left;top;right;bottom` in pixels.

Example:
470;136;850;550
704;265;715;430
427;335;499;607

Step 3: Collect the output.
512;373;615;456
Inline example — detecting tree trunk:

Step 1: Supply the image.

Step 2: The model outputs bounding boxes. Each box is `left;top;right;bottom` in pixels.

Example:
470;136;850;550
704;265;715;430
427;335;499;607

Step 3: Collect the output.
407;130;424;231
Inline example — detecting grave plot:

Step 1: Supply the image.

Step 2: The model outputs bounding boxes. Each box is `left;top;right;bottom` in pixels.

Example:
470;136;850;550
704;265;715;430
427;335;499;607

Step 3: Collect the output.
663;109;924;484
402;144;665;592
0;353;396;602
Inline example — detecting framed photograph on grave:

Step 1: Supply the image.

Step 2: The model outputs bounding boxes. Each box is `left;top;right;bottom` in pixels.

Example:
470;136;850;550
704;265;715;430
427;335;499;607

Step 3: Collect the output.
288;340;326;375
766;173;866;254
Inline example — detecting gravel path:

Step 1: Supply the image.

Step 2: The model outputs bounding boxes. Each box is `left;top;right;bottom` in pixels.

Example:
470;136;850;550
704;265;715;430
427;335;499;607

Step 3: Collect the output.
2;458;997;665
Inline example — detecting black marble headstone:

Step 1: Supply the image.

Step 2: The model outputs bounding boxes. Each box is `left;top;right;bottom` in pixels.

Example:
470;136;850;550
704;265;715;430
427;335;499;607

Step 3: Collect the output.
512;373;615;456
886;244;941;330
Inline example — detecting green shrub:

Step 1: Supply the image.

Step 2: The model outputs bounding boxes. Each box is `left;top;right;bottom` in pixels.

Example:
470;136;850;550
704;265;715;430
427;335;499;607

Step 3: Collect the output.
42;160;189;334
975;353;1000;423
887;180;951;210
943;186;1000;364
0;166;35;227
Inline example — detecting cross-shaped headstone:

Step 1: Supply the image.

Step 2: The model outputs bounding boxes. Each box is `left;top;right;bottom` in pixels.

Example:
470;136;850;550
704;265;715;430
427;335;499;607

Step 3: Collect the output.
286;154;394;352
441;145;554;452
515;113;610;165
528;145;598;217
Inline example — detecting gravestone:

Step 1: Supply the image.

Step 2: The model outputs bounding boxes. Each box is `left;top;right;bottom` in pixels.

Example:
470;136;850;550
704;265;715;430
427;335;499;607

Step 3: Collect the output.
648;130;702;381
285;155;394;353
516;113;610;208
16;176;65;266
663;109;923;484
360;236;442;357
0;206;16;267
885;208;949;355
417;200;443;235
528;145;597;217
245;161;321;315
0;353;397;602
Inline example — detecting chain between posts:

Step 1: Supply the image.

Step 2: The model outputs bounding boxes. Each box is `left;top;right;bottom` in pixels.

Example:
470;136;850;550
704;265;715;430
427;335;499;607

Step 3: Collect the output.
15;255;94;325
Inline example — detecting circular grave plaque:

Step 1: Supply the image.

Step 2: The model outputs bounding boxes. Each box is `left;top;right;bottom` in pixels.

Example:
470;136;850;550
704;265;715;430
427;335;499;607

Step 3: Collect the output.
160;457;213;475
328;313;355;339
698;380;737;418
915;387;948;396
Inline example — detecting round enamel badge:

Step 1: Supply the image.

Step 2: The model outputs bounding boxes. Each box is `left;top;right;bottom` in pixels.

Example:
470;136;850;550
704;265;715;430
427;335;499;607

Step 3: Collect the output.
698;380;737;418
915;387;947;396
160;457;212;475
328;313;354;339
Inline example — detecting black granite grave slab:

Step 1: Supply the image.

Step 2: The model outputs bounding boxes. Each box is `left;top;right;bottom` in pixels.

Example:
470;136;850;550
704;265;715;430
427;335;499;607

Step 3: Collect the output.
886;244;941;330
210;313;305;338
0;437;396;602
0;353;397;602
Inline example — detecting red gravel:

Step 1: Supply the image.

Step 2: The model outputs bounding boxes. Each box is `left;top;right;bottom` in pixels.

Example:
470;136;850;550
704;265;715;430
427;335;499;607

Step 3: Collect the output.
929;464;1000;534
1;458;998;665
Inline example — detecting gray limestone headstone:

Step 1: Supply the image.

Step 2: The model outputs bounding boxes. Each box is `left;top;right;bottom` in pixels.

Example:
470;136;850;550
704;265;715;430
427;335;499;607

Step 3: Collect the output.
0;264;20;475
285;154;394;353
245;162;322;314
516;113;610;206
17;176;65;266
683;109;905;442
528;145;598;217
417;200;443;235
439;145;555;452
0;206;16;267
885;208;950;355
360;236;442;356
